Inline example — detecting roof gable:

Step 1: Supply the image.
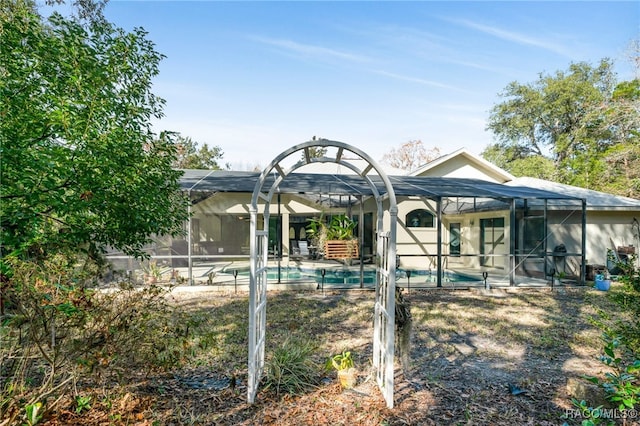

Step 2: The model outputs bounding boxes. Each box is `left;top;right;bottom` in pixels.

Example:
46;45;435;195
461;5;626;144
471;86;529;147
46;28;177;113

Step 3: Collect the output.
410;148;515;183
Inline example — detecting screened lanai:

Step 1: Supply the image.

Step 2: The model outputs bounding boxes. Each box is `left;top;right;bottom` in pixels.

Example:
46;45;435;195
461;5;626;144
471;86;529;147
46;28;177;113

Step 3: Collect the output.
103;167;586;289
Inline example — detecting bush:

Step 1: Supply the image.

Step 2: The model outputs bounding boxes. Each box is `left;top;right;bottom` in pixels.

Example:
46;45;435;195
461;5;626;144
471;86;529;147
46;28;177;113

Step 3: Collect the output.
598;253;640;355
263;335;319;396
0;254;191;424
569;334;639;425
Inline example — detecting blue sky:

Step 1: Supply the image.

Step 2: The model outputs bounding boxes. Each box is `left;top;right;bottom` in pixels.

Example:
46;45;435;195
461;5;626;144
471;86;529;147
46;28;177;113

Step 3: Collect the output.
103;1;638;170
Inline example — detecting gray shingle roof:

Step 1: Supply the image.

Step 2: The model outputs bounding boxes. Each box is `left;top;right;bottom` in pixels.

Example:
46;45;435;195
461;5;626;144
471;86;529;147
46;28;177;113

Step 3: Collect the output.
179;169;582;202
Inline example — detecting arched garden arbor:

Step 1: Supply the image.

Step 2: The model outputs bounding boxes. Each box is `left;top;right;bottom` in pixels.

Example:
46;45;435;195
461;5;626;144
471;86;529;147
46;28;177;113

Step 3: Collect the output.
248;139;399;408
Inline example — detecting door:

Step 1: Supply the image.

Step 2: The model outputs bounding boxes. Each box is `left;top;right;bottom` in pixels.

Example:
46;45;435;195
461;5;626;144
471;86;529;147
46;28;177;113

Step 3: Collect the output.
480;218;505;268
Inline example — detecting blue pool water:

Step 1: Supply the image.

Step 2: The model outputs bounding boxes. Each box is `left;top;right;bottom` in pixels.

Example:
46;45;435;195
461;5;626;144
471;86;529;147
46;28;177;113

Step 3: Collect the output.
229;266;478;286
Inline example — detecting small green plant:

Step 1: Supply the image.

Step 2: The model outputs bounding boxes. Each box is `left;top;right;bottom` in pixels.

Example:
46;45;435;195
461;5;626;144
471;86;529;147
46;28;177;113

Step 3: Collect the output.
143;260;163;282
583;334;639;411
75;395;92;414
264;335;319;396
327;350;354;371
24;401;44;426
325;214;357;241
306;214;357;248
566;399;612;426
570;334;639;425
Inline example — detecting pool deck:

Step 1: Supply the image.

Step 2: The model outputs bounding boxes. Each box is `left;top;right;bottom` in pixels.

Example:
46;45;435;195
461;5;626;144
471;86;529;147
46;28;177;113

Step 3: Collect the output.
168;258;581;292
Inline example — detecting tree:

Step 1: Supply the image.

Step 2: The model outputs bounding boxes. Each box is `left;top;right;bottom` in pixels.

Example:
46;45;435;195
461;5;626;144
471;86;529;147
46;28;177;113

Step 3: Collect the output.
597;79;640;197
381;140;441;171
0;3;194;421
482;145;555;180
485;59;640;196
300;137;328;161
0;0;189;261
162;132;228;170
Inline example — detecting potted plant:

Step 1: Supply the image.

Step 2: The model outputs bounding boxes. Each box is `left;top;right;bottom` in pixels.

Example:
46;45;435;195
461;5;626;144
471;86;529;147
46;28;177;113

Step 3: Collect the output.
326;350;356;389
306;215;328;258
556;271;566;285
307;214;359;261
143;260;162;284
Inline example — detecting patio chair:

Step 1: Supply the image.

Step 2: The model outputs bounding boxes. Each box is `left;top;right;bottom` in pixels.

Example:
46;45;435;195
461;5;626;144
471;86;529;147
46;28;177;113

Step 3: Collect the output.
298;240;310;258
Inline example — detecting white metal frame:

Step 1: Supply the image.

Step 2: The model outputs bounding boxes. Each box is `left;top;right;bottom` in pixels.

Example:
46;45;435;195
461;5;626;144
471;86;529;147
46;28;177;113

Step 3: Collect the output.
247;139;398;408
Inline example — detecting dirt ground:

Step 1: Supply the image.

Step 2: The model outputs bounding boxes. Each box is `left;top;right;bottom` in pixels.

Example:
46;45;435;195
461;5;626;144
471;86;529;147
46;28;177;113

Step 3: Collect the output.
45;286;637;425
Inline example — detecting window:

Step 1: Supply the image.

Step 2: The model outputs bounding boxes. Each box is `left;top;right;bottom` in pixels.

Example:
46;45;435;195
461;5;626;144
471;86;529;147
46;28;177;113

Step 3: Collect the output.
406;209;435;228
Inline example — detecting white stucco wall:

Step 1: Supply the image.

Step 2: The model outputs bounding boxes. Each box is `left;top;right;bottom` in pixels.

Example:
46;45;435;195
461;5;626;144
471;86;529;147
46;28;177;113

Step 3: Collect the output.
584;211;639;266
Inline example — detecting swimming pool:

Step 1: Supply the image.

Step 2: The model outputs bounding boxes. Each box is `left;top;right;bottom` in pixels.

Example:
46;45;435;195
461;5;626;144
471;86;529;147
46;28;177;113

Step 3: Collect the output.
225;266;479;287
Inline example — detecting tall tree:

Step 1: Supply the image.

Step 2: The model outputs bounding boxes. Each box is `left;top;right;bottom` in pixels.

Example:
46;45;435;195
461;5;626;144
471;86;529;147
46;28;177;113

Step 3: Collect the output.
485;59;640;196
381;140;441;171
161;132;227;170
597;79;640;197
0;0;189;261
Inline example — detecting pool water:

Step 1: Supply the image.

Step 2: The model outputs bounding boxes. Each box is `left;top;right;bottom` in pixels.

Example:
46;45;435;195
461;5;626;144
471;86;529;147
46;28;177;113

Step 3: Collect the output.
230;266;479;286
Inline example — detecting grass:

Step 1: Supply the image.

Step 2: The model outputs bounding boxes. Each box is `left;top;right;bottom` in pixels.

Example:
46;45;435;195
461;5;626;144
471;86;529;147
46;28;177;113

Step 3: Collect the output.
40;285;625;425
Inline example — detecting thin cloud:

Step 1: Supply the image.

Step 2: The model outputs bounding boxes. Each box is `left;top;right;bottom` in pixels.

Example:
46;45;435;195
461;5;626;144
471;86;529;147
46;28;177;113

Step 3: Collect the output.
372;70;463;91
249;35;370;63
449;18;573;57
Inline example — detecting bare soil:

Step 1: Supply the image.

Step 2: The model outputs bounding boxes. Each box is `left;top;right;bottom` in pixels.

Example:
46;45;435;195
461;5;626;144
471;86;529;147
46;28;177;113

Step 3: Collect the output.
45;286;636;425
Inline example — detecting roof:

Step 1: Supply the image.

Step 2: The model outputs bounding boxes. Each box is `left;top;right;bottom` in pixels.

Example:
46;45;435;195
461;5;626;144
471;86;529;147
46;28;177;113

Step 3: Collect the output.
410;148;515;183
293;158;408;176
507;177;640;211
179;169;582;202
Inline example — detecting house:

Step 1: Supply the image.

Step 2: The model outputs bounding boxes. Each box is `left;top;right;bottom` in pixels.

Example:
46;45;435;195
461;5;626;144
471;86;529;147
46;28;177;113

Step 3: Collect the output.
105;144;640;286
506;177;640;270
402;148;640;281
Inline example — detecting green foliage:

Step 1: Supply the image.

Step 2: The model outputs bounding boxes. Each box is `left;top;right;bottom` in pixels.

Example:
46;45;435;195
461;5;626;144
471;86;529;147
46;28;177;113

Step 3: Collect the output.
0;1;189;262
578;253;640;425
485;59;640;197
74;395;92;414
326;214;357;241
23;401;44;426
600;253;640;353
584;334;640;411
306;214;357;243
0;254;193;424
142;259;164;282
567;334;639;425
326;350;354;371
567;399;613;426
482;146;555;179
300;145;328;161
161;131;228;170
264;335;319;396
608;252;640;293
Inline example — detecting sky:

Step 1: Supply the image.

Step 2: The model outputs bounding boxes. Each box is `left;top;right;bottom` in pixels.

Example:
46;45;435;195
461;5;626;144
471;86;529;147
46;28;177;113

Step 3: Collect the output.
100;1;639;170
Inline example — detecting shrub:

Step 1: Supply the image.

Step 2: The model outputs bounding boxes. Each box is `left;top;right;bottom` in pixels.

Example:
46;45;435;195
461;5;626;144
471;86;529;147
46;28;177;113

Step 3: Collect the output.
0;254;191;424
599;253;640;355
569;334;639;425
585;334;640;411
263;335;319;396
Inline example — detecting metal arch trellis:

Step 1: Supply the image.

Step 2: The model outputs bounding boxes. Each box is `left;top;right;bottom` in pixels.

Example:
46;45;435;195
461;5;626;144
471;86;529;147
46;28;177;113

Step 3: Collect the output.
247;139;398;408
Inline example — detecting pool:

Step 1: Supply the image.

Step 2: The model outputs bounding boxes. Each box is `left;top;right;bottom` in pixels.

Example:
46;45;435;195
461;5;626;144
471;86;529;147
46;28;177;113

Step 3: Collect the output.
228;266;377;285
225;266;479;287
